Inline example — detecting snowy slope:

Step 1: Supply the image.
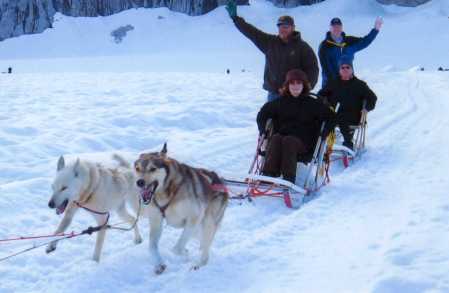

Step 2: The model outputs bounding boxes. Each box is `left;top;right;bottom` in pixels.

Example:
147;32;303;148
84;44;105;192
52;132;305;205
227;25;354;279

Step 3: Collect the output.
0;0;448;73
1;0;449;292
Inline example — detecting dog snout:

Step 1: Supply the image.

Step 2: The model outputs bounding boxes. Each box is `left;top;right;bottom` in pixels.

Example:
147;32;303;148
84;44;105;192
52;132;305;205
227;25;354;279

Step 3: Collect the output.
48;200;55;209
136;179;145;188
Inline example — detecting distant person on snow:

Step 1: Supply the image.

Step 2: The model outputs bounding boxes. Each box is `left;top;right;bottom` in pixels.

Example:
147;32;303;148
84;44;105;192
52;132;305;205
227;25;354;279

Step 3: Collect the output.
257;69;336;183
318;56;377;151
318;17;383;88
226;0;319;101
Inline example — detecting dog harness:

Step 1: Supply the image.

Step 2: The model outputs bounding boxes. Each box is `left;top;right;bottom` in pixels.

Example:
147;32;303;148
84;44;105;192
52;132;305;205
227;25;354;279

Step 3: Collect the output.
152;196;176;218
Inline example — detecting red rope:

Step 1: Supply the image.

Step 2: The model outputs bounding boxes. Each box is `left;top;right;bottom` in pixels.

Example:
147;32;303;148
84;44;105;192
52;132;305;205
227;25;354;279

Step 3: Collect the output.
0;231;78;243
251;184;275;195
0;202;110;244
211;184;229;193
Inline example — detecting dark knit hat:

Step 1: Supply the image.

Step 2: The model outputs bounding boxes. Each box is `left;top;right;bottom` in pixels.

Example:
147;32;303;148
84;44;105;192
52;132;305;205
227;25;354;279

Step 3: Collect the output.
339;55;353;68
281;69;311;96
330;17;343;26
277;15;294;26
285;69;308;84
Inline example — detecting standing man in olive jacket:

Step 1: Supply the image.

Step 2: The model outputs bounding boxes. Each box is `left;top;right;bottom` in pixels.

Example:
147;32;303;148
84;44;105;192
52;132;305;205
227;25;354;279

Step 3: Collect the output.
226;0;319;101
318;56;377;151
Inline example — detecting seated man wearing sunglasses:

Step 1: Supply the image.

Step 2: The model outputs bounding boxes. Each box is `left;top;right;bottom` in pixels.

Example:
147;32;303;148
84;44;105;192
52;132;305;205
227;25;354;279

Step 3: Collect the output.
318;56;377;150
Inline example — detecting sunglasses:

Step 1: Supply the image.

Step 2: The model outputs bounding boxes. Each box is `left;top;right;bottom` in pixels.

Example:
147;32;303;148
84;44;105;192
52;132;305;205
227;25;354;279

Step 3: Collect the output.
340;66;352;70
277;24;292;28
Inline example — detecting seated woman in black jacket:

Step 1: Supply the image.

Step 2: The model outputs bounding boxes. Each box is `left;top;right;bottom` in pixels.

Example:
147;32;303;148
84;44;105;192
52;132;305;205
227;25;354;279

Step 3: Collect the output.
257;69;336;183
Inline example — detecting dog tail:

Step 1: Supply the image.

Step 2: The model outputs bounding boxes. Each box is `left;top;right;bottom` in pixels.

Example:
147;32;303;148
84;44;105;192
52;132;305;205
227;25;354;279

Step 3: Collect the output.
214;195;228;226
209;171;228;225
112;154;131;169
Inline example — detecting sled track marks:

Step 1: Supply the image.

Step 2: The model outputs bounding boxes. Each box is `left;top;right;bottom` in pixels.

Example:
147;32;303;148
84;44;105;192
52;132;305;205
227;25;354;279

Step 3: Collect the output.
369;73;421;144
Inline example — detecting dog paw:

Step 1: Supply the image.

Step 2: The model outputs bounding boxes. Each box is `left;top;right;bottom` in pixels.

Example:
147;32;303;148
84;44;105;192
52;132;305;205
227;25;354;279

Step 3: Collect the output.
45;244;56;254
134;236;143;245
154;264;167;275
190;265;200;271
190;259;207;271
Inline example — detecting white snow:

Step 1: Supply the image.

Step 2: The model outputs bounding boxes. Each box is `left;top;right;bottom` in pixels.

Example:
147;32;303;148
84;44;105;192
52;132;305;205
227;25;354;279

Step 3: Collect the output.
1;0;449;292
0;0;448;73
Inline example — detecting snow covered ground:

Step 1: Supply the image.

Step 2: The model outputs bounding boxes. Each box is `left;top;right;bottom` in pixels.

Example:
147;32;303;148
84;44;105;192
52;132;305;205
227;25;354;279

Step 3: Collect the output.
1;0;449;292
1;70;449;293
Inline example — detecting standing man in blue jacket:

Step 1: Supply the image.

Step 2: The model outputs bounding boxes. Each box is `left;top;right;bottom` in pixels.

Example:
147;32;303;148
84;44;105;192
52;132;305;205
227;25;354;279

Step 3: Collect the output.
318;17;383;88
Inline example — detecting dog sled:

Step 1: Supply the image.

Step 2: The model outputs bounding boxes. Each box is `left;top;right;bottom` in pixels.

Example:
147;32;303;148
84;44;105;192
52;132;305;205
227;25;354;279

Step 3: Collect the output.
225;121;332;209
225;97;335;209
329;101;368;168
225;97;369;209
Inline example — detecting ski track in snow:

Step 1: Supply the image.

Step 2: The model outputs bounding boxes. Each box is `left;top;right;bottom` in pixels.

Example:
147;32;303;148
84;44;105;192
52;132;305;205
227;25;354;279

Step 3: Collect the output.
1;70;449;292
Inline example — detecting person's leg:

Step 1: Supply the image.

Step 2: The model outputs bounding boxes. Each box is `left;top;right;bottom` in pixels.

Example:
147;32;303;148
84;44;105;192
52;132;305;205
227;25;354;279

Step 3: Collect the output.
262;134;282;177
337;112;356;150
339;122;355;150
280;136;307;183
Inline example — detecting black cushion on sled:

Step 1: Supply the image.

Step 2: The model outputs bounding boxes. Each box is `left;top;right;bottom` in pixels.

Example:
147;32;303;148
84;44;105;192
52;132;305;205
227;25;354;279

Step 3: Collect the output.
297;150;314;164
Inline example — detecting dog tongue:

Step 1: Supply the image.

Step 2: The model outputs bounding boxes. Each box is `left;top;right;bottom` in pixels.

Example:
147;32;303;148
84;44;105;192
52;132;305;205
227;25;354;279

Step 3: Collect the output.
56;206;64;215
141;188;153;203
56;200;68;215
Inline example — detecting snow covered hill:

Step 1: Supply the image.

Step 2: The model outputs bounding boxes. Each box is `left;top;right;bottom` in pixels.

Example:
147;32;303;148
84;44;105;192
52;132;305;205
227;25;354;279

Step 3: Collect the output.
0;0;448;74
1;0;449;292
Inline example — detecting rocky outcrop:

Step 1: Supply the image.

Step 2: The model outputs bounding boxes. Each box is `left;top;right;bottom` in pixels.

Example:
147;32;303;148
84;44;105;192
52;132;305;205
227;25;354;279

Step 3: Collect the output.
267;0;324;8
52;0;248;17
0;0;55;41
111;24;134;43
0;0;248;41
268;0;431;8
375;0;431;7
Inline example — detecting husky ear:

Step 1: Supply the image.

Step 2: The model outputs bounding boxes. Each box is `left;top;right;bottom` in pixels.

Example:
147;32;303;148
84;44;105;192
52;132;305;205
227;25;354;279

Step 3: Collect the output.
73;158;80;177
57;156;65;171
161;142;167;157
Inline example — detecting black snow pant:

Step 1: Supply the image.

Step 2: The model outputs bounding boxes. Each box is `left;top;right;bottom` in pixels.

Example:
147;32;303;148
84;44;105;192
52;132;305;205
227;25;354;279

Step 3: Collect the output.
339;123;355;145
338;113;360;148
262;134;307;183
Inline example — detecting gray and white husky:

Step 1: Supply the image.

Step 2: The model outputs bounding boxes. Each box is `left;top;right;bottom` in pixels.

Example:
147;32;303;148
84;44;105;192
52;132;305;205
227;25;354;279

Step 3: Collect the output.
134;144;228;274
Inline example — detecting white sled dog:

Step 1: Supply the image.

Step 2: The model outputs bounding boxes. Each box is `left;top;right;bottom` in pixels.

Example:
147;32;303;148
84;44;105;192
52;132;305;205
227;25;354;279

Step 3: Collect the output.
46;154;142;262
134;144;229;274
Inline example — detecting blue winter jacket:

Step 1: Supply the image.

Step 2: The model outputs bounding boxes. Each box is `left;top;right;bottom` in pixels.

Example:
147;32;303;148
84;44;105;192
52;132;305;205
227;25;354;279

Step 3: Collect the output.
318;29;379;88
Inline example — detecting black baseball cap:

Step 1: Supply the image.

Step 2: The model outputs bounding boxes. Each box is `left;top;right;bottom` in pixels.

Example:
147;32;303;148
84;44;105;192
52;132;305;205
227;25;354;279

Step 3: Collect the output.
330;17;343;26
277;15;294;26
